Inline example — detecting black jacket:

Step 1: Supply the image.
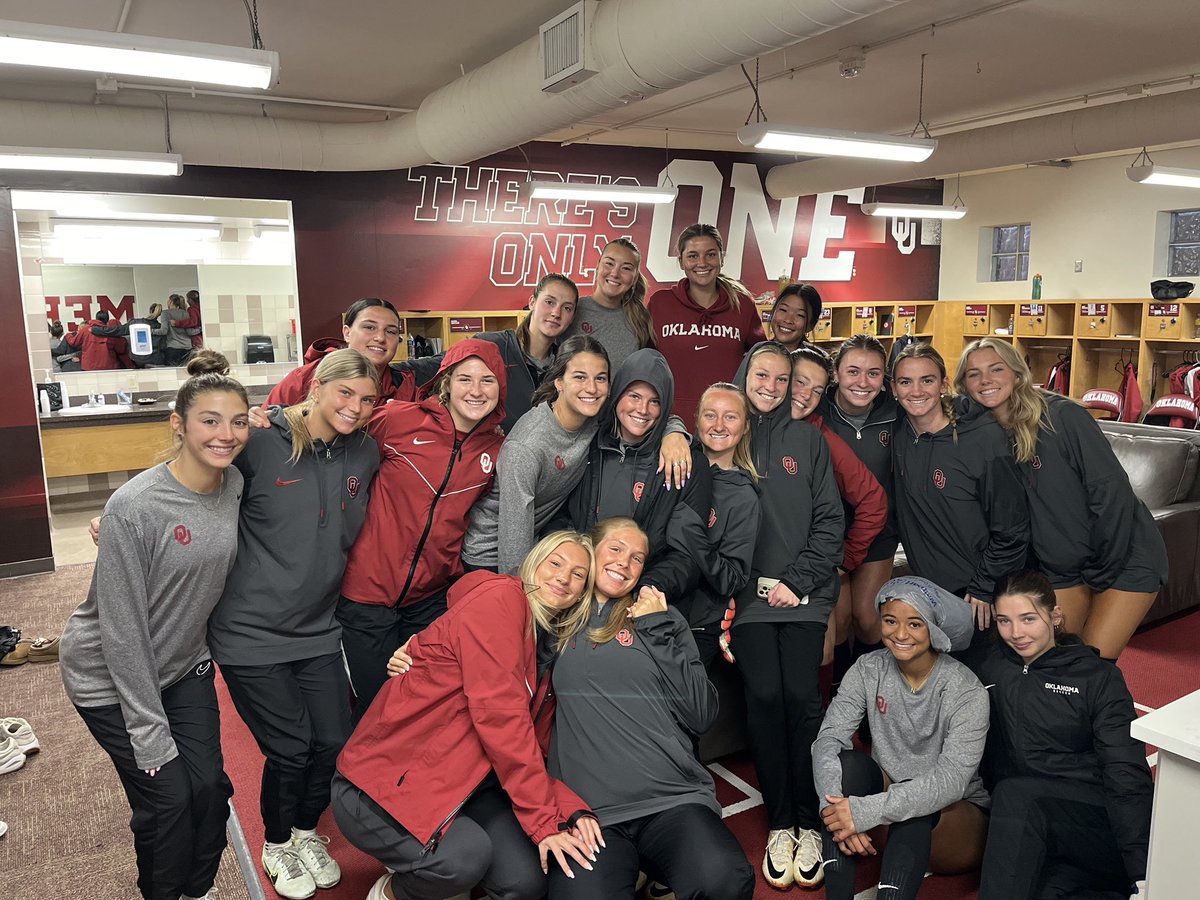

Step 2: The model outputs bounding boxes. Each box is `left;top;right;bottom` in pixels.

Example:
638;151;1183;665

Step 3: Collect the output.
733;342;844;626
562;349;711;603
1021;393;1167;591
819;390;901;550
975;638;1152;882
892;398;1029;600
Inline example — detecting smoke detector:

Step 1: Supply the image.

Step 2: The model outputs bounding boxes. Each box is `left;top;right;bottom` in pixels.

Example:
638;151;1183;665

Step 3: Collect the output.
838;46;866;79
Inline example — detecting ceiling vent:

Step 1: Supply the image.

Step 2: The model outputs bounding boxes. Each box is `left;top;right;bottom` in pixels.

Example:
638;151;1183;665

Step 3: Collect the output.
540;1;599;93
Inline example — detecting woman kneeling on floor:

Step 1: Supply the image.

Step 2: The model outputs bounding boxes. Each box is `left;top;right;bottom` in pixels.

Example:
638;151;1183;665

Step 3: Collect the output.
812;576;990;900
332;531;603;900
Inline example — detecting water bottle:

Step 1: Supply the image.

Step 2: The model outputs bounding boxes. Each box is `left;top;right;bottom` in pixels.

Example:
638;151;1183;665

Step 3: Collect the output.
1032;274;1042;300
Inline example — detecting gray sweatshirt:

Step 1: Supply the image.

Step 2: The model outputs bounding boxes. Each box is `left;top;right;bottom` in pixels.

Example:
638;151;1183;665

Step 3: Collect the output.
549;603;719;825
561;295;643;370
812;650;990;832
461;401;600;574
160;307;193;350
60;463;243;769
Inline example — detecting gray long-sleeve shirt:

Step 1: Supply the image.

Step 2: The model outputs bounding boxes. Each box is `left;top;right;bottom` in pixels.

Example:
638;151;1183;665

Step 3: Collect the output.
561;295;642;370
549;603;719;825
812;650;990;833
60;463;242;769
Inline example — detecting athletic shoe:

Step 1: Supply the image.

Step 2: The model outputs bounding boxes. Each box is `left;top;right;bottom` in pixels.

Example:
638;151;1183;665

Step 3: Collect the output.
365;873;392;900
292;831;341;889
645;880;676;900
1;718;39;755
262;843;317;899
0;734;26;775
792;828;824;887
181;889;219;900
762;828;798;888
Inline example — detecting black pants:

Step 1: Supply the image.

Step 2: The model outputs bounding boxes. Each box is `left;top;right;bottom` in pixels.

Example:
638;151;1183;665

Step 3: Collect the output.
548;803;753;900
336;590;448;718
220;652;350;843
331;771;545;900
75;661;233;900
821;750;939;900
733;620;826;830
690;621;723;669
980;776;1135;900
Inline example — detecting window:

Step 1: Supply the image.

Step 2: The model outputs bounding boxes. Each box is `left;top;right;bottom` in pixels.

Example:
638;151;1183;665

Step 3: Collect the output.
990;223;1030;281
1169;209;1200;277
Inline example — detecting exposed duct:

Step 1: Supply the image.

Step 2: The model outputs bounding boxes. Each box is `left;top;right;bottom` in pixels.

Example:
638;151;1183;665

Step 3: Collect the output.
765;86;1200;198
0;0;913;172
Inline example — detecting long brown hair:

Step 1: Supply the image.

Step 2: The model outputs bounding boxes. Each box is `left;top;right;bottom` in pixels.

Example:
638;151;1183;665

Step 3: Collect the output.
600;237;656;349
956;337;1050;464
529;334;609;407
283;348;380;464
585;517;648;645
676;223;754;311
516;272;578;357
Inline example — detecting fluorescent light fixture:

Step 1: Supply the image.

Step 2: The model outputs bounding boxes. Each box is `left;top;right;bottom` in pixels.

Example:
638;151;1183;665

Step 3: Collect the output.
860;201;967;220
51;218;221;240
519;180;678;204
1126;164;1200;188
0;19;278;89
738;124;936;162
0;146;182;175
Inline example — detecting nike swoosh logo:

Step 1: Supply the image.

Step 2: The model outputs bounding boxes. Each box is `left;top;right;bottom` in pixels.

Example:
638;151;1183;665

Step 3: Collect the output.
694;344;708;350
276;477;303;486
413;438;434;445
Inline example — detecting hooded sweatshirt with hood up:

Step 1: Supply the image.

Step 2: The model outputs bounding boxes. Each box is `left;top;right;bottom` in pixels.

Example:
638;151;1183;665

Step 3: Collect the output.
892;397;1030;601
731;342;844;626
648;279;766;426
266;337;427;407
340;338;507;607
561;348;712;603
208;405;381;666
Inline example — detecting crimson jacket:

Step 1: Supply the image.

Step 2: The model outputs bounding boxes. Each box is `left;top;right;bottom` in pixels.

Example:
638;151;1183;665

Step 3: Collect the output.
67;319;128;370
806;412;887;572
266;338;423;407
339;339;506;607
336;570;591;848
648;279;765;425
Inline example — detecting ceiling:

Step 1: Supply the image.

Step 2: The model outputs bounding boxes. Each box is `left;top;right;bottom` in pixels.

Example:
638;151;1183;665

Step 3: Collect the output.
0;0;1196;180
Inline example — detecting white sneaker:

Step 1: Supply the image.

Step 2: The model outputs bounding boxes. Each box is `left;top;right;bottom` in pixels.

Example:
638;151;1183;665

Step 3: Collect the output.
0;734;26;775
365;873;392;900
792;827;824;887
262;843;317;899
180;889;219;900
1;718;39;755
292;830;341;889
762;828;797;888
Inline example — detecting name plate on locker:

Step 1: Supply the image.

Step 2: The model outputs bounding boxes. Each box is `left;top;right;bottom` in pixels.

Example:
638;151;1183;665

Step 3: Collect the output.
813;307;833;337
897;305;917;317
854;306;876;333
1078;303;1110;336
965;305;989;335
1020;304;1046;317
448;317;483;333
1081;303;1109;317
1018;303;1047;336
1149;303;1180;317
1149;302;1182;338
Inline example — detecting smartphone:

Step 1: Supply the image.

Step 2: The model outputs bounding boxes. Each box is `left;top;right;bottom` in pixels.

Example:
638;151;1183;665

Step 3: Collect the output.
757;577;809;604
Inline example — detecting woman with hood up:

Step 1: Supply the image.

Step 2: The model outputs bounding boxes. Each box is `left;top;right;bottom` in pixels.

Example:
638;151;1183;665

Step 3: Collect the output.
338;338;507;715
559;348;712;605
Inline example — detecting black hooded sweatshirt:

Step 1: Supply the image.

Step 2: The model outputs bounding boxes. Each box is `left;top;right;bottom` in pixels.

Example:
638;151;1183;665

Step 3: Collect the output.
892;397;1029;601
732;342;844;626
819;390;901;549
562;348;711;603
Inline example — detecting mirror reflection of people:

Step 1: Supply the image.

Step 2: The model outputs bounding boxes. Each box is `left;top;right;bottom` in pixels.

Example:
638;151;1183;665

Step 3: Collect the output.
49;320;81;372
60;351;249;900
183;290;204;349
66;310;132;370
92;303;170;368
161;294;196;366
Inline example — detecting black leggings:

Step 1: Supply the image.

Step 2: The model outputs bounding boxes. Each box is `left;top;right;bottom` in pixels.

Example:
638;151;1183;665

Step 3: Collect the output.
822;750;938;900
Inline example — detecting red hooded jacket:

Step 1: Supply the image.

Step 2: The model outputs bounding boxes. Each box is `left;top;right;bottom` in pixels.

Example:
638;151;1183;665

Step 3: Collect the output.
336;570;590;848
807;412;887;572
340;338;506;607
266;338;417;407
648;279;765;425
67;319;129;370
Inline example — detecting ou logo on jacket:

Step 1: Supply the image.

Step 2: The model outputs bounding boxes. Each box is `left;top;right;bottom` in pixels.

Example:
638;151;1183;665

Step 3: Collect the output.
708;508;717;528
1031;455;1042;470
933;469;946;490
554;455;566;471
480;452;494;475
616;628;634;647
782;456;798;475
346;475;360;498
632;481;644;502
173;524;192;546
879;430;890;447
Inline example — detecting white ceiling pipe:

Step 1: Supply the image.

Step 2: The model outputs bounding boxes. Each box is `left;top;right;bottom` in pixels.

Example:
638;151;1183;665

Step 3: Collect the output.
0;0;913;171
764;86;1200;198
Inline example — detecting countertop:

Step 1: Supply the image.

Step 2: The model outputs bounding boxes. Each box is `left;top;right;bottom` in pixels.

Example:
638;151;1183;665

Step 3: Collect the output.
39;389;273;428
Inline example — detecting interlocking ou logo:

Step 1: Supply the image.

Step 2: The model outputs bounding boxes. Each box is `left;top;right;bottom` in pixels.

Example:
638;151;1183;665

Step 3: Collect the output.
1031;455;1042;470
933;469;946;490
708;507;717;528
581;321;594;334
876;694;888;714
173;524;192;545
632;481;644;502
879;430;890;446
480;452;494;475
616;628;634;647
782;455;798;475
346;475;360;499
554;455;566;471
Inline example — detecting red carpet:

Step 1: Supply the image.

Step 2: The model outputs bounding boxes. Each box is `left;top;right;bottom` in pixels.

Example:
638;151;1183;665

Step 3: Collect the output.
219;610;1200;899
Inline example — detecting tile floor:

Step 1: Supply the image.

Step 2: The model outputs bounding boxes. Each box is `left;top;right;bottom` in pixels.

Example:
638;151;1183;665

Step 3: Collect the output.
48;493;108;566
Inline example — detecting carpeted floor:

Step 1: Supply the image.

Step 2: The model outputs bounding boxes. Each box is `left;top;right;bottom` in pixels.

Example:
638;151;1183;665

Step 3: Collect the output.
4;562;1197;900
0;563;251;900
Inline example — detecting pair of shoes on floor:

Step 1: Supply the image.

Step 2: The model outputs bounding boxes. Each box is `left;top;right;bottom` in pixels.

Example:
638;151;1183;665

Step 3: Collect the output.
0;718;38;775
762;827;824;889
0;636;58;667
263;830;341;899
